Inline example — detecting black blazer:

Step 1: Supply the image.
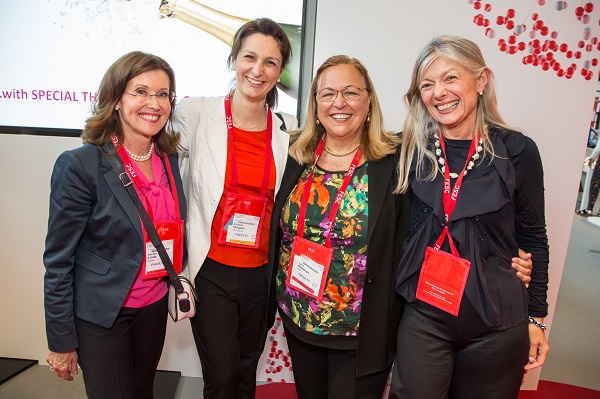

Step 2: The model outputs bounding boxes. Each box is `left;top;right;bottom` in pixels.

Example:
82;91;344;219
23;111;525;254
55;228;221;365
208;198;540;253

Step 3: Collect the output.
43;144;187;353
265;151;411;377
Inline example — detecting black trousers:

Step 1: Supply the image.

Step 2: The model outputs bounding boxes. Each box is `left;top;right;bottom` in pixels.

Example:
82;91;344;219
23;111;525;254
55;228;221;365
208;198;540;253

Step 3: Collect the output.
75;294;168;399
284;326;391;399
389;299;529;399
190;258;269;399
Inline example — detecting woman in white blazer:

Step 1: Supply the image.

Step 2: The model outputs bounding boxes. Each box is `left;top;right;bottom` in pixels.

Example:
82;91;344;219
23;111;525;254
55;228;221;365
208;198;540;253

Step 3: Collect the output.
174;18;298;399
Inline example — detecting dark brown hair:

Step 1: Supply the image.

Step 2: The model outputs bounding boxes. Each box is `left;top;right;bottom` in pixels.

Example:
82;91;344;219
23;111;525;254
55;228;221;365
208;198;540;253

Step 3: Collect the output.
226;18;292;109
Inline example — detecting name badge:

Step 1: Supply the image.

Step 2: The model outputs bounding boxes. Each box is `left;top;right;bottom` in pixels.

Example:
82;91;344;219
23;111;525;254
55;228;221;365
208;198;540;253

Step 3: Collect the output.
415;246;470;316
286;236;332;300
218;192;267;249
142;220;184;279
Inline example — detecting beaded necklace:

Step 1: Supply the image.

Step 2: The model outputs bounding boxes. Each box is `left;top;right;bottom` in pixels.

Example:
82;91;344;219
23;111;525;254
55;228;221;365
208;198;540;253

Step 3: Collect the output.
434;133;482;178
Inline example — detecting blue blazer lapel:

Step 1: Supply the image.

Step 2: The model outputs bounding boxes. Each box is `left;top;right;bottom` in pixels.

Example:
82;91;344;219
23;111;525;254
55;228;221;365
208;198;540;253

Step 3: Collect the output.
100;148;144;241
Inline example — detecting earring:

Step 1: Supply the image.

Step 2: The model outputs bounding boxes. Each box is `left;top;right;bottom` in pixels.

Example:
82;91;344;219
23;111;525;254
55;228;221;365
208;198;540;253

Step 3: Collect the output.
277;78;281;83
478;91;483;96
316;118;320;126
366;111;371;123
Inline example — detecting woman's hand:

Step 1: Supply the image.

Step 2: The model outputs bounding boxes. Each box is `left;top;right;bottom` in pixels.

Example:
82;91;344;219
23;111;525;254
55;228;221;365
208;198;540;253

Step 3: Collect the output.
524;319;550;370
46;350;78;381
512;249;532;287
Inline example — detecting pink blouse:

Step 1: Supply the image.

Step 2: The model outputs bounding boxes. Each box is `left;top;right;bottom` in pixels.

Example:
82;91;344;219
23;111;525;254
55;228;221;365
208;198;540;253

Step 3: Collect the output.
123;151;178;308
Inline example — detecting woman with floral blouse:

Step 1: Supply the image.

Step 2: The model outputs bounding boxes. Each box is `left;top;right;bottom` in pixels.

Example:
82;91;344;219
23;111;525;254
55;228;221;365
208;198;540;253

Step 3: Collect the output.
265;55;410;398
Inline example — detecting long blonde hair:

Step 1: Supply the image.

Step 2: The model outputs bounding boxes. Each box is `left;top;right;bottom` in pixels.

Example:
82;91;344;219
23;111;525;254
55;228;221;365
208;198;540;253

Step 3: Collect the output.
289;55;399;164
395;35;515;194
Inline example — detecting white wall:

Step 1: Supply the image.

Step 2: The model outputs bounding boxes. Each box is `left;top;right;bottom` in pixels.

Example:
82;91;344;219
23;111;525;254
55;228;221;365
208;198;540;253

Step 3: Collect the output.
1;0;597;388
0;135;81;361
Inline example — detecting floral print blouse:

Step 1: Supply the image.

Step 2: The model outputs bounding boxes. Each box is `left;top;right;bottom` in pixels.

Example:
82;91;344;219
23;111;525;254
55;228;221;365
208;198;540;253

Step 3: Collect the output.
276;163;369;336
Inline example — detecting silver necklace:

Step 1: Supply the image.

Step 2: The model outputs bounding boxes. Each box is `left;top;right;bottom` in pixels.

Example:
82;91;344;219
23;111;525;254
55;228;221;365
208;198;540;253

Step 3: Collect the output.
434;134;482;178
124;142;154;162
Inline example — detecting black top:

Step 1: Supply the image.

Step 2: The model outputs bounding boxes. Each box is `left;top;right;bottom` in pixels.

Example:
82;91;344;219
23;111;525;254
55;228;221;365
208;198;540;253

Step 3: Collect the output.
395;128;549;329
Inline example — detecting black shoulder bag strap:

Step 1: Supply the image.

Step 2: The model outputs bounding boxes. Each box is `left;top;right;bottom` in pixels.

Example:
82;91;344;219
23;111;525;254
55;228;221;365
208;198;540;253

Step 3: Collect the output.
275;112;287;131
103;150;191;312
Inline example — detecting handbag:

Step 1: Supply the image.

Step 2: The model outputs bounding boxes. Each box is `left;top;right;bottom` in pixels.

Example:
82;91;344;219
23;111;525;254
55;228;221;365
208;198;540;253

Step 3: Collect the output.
167;274;198;321
103;149;197;322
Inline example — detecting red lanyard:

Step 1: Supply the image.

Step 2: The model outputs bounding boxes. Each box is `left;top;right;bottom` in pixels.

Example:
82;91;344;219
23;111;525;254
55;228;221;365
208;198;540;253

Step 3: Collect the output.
434;134;478;256
224;93;273;197
111;136;181;222
296;137;362;248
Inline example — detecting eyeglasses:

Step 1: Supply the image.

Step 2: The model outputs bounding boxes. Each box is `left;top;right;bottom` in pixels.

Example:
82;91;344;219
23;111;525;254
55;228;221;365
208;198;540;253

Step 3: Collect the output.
315;86;369;102
124;88;176;103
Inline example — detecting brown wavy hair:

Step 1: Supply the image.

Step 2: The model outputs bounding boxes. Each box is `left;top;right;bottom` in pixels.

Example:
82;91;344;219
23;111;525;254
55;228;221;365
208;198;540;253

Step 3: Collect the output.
81;51;179;154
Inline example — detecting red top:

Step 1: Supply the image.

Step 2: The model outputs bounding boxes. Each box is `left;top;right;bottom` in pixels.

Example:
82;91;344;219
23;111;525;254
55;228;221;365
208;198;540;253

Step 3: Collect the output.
208;126;277;267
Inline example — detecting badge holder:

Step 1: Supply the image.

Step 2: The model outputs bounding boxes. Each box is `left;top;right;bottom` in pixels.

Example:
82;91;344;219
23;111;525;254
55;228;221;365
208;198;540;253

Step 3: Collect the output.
286;236;333;300
416;229;470;316
217;193;267;249
285;137;361;301
143;220;184;279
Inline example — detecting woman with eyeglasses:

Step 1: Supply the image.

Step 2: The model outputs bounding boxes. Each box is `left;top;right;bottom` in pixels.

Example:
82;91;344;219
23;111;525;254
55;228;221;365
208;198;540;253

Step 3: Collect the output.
263;54;409;398
43;51;186;398
173;18;298;399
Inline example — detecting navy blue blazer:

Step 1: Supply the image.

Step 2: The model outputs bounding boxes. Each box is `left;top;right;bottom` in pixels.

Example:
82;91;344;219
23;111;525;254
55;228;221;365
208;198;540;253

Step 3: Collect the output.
43;143;187;353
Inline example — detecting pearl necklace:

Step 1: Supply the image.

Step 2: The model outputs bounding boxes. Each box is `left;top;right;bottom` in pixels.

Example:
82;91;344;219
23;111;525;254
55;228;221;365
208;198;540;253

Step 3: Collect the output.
124;142;154;162
434;134;482;178
324;143;361;157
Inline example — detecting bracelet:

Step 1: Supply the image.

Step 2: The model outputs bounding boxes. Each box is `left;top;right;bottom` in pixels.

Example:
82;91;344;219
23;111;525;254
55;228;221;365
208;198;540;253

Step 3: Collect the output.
528;316;548;331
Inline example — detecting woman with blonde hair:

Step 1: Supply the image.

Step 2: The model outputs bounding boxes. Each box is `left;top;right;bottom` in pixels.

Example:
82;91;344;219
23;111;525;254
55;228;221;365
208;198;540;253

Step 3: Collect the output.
267;54;411;398
390;35;549;399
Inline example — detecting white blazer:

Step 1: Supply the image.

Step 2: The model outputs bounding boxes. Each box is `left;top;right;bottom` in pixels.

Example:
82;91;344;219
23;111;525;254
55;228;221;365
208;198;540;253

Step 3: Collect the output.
174;96;298;281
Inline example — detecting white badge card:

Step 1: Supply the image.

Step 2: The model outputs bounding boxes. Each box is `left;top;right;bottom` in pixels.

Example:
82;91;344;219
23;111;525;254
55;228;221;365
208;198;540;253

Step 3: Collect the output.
218;193;267;249
225;213;261;246
145;239;174;273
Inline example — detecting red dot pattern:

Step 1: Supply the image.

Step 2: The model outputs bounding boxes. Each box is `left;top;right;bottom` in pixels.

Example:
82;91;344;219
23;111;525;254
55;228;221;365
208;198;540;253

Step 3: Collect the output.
469;0;600;80
258;316;294;383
